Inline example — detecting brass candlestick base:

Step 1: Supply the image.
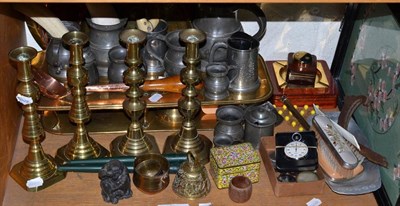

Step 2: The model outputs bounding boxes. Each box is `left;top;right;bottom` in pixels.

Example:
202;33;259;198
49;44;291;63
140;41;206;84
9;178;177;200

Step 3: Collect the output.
10;153;66;192
55;124;110;163
110;29;160;156
111;133;159;156
164;132;212;165
55;31;109;164
163;29;212;165
9;46;65;191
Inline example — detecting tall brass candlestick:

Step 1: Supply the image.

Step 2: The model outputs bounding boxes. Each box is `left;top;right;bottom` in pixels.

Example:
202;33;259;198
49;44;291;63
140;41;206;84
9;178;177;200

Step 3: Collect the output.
9;46;65;191
163;29;212;165
110;29;160;156
55;31;109;164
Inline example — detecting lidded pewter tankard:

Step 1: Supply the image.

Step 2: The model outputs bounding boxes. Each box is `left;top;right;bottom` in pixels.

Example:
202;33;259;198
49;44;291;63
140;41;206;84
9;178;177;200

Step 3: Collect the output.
172;152;211;199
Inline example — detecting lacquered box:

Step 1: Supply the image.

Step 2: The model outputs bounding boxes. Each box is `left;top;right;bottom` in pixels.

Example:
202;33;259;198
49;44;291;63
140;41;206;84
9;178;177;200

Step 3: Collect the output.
259;136;325;197
209;143;261;189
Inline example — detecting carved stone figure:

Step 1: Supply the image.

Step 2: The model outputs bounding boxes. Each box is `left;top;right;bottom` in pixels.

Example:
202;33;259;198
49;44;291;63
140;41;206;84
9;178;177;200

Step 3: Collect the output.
99;160;132;204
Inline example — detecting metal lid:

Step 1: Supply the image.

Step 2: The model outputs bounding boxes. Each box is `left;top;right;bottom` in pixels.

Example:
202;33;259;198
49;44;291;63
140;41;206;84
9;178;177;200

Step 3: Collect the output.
245;106;276;126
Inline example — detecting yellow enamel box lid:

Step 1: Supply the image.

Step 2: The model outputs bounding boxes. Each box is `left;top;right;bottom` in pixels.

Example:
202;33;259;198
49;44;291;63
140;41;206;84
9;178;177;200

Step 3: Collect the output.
210;143;260;168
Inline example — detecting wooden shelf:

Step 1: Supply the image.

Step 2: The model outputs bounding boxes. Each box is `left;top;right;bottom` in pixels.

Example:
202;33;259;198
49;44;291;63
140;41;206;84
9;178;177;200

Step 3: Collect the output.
3;114;378;206
0;1;397;3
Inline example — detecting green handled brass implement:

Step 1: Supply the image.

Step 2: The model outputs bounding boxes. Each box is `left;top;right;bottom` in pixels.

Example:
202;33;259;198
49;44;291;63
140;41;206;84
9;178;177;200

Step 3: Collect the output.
57;153;188;174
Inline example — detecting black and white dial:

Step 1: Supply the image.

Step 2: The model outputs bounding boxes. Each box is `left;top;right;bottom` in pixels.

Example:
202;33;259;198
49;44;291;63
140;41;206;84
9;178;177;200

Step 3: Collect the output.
284;141;308;159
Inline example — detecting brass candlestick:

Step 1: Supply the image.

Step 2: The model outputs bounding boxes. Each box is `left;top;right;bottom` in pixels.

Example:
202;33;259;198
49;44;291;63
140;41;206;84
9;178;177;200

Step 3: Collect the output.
163;29;212;165
110;29;160;156
9;46;65;191
55;31;109;164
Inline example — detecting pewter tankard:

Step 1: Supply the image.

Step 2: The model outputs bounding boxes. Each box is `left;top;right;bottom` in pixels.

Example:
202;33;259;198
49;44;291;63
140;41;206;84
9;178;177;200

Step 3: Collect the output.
192;4;266;73
86;18;127;78
210;32;260;94
142;19;168;79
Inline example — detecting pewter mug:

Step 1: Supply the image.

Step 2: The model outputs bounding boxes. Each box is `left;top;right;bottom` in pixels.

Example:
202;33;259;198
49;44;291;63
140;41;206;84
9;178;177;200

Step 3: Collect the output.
192;4;266;73
210;32;260;94
163;30;186;76
204;63;230;100
107;45;127;83
214;105;245;144
142;20;168;79
86;18;127;78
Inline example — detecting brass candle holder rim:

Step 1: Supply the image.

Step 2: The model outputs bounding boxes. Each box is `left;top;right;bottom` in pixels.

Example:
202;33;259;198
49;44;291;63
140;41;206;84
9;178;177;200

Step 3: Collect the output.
9;46;37;62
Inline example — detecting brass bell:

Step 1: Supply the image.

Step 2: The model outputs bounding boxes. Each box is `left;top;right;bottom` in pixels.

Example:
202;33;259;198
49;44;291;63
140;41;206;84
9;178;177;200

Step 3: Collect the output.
172;152;211;199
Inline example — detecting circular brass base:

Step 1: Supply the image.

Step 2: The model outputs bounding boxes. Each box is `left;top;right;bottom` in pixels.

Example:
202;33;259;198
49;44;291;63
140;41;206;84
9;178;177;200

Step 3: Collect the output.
55;142;110;165
110;133;160;156
163;133;212;165
9;156;66;192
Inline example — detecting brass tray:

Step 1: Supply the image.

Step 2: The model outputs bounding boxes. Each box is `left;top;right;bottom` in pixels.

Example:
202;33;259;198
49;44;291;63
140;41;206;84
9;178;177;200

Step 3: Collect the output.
42;109;217;135
37;55;272;111
37;55;271;134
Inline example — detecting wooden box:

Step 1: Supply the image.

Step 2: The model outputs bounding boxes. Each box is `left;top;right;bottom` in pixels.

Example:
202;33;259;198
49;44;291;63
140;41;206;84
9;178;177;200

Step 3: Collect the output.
209;143;261;189
266;60;338;108
259;136;325;197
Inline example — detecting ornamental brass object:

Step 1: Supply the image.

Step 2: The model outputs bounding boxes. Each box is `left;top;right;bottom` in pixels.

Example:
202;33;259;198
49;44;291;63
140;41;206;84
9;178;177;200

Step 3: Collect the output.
9;46;65;191
172;152;211;199
55;31;109;164
110;29;160;156
163;29;212;165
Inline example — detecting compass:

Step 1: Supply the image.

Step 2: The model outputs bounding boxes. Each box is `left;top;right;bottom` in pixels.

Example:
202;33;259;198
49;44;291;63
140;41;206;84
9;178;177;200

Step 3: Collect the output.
275;131;318;172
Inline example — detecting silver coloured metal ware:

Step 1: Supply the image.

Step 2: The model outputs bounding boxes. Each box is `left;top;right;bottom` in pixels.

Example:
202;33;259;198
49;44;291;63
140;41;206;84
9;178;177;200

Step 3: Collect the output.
214;105;245;144
86;18;127;78
204;63;230;100
244;104;276;149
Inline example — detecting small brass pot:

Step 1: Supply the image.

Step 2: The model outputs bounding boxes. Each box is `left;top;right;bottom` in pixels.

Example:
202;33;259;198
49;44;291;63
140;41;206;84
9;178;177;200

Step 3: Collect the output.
133;154;170;194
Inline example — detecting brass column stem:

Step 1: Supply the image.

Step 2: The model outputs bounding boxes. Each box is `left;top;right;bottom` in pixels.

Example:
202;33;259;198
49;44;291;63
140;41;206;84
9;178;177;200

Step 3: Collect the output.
9;46;65;191
110;29;160;156
163;29;212;165
55;31;109;164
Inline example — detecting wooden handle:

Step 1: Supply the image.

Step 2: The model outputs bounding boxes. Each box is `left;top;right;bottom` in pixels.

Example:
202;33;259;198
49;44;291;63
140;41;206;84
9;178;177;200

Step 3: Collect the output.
85;75;203;93
13;4;68;38
143;75;201;93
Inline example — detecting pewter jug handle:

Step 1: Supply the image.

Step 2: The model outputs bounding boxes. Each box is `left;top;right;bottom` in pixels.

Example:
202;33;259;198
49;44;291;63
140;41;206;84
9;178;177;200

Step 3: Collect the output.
227;65;239;85
145;34;166;64
236;4;267;42
208;41;228;64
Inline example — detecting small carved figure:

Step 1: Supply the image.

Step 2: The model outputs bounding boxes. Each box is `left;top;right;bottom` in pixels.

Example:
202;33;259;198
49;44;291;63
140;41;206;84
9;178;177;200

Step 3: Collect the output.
99;160;132;204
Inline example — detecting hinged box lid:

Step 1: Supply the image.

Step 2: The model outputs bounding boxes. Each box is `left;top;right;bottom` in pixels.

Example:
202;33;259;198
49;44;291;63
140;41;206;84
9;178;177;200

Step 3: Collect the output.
210;143;260;168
